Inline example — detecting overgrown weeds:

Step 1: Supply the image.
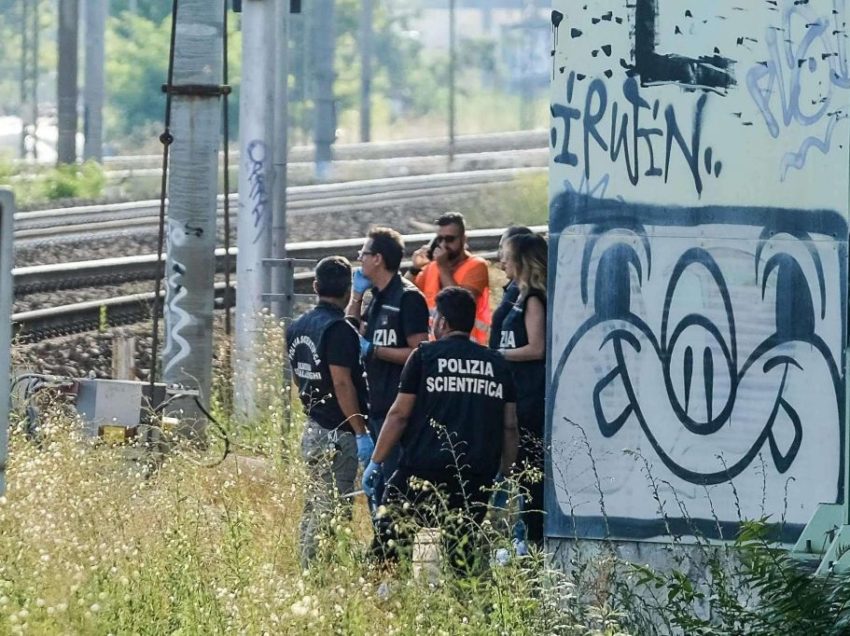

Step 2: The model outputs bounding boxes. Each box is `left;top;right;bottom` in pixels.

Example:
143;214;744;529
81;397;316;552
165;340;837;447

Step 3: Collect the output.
4;318;850;633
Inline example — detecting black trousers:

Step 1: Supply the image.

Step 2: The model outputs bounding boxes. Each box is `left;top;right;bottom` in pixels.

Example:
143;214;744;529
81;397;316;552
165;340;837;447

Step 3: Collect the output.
372;468;493;575
517;409;545;546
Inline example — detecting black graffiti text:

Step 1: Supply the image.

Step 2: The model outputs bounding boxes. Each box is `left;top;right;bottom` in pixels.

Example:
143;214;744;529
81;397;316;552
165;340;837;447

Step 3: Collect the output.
551;74;723;196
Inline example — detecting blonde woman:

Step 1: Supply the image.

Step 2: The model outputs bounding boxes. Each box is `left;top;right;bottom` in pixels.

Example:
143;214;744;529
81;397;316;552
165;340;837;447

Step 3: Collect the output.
494;232;547;550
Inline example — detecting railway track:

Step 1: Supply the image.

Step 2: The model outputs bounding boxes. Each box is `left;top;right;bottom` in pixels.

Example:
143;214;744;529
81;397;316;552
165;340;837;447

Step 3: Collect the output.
15;167;545;242
101;129;548;170
11;226;547;343
11;130;547;197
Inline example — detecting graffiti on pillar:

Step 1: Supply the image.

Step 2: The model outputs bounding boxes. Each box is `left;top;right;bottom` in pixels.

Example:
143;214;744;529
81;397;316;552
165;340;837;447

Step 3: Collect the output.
746;0;850;180
162;219;196;377
548;0;849;542
246;139;271;244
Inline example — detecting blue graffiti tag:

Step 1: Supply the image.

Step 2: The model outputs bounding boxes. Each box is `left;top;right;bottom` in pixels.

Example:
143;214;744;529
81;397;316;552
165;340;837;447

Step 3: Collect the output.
747;0;850;179
246;139;270;244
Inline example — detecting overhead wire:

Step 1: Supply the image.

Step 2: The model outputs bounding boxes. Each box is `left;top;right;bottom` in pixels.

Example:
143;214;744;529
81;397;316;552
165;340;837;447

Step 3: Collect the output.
149;0;180;395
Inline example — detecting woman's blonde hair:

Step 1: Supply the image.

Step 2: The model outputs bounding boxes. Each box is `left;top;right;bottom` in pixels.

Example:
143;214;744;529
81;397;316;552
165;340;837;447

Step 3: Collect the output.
505;233;548;299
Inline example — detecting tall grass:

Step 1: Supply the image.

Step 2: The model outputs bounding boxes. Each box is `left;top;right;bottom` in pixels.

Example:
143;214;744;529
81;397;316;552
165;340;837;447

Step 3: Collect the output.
0;320;625;635
6;318;850;633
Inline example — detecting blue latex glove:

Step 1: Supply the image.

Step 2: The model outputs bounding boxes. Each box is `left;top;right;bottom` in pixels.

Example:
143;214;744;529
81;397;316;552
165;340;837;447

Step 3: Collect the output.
362;460;382;502
491;472;510;510
353;268;372;295
359;335;374;361
355;433;375;467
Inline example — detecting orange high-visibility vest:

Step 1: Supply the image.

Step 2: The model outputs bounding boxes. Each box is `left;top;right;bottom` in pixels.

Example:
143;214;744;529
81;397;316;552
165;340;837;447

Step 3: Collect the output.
419;256;491;344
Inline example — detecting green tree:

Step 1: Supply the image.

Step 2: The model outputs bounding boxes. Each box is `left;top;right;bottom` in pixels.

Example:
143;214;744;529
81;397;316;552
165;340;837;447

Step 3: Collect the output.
105;13;171;141
104;10;242;147
110;0;172;22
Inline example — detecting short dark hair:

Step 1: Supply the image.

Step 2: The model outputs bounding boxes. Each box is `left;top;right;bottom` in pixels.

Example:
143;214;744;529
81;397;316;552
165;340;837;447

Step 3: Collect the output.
435;211;466;233
435;286;476;333
315;256;352;298
368;227;404;272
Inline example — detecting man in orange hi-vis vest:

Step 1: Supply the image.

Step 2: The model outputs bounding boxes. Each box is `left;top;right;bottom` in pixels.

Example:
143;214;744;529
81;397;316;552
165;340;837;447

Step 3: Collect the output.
407;212;491;344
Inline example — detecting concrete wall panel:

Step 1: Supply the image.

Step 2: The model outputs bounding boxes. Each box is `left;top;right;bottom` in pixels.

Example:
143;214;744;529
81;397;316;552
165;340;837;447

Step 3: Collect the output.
547;0;850;542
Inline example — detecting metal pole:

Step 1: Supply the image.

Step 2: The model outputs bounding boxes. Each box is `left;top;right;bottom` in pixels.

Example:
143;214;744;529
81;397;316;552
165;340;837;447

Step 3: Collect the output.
311;0;335;181
234;0;276;420
0;190;14;495
57;0;79;165
20;0;29;159
31;0;40;160
448;0;456;163
161;0;224;432
83;0;106;162
270;0;290;319
359;0;373;143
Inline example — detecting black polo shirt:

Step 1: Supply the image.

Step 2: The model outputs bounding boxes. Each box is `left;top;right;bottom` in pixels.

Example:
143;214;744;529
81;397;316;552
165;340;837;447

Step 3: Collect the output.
396;334;516;479
363;273;429;419
489;280;520;349
497;290;546;427
286;301;368;432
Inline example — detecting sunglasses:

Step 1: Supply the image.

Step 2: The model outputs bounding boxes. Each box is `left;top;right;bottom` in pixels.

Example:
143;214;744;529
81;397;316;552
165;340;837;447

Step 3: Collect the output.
436;235;459;244
358;249;376;259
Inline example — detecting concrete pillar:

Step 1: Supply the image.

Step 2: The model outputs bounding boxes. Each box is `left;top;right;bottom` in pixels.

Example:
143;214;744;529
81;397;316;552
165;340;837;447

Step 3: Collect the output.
84;0;106;162
57;0;80;165
234;0;276;420
311;0;335;180
161;0;223;427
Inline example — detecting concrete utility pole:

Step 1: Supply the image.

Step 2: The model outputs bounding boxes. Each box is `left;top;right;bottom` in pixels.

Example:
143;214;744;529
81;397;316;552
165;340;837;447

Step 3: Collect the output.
359;0;373;142
57;0;80;164
161;0;223;426
311;0;335;180
234;0;277;419
83;0;106;161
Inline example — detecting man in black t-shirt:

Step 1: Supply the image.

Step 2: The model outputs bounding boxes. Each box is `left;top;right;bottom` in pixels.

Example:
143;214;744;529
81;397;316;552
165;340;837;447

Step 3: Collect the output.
286;256;372;566
347;227;429;503
362;287;519;573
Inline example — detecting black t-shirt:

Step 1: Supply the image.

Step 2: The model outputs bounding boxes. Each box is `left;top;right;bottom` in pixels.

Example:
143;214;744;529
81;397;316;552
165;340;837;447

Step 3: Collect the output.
489;280;520;349
397;335;516;479
286;301;368;431
363;274;429;419
498;290;546;427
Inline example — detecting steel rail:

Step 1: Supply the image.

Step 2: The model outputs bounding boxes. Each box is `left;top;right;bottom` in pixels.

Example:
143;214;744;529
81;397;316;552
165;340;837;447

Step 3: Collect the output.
86;147;548;185
97;129;548;170
12;226;547;342
14;167;545;241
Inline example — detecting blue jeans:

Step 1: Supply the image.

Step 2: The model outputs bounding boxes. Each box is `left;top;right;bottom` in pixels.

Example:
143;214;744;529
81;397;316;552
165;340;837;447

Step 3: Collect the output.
491;485;528;544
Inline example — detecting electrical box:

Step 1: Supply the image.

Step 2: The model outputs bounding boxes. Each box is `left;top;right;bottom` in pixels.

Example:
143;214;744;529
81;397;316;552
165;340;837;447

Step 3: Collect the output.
74;379;167;443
